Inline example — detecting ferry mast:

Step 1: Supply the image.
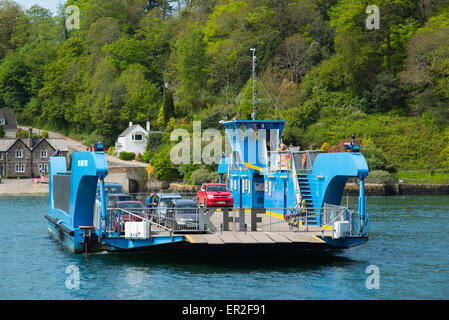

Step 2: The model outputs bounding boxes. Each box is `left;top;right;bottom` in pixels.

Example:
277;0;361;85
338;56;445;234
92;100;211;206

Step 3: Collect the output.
250;48;257;120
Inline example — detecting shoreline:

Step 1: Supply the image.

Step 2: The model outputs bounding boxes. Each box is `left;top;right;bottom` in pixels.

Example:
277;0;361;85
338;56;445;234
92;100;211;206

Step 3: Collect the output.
343;183;449;196
0;179;49;196
1;179;448;197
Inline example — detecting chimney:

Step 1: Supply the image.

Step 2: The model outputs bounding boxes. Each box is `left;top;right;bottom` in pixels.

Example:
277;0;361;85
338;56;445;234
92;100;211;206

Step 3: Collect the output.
28;127;33;148
146;121;150;132
129;121;133;127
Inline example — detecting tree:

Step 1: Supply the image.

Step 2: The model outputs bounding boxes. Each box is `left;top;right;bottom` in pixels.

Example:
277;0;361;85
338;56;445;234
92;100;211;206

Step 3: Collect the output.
398;11;449;123
118;63;160;124
174;24;208;113
163;88;175;122
366;72;404;113
0;0;23;59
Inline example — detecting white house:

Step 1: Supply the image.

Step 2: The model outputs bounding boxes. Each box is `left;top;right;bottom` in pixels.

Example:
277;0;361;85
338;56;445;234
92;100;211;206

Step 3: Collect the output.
115;122;150;157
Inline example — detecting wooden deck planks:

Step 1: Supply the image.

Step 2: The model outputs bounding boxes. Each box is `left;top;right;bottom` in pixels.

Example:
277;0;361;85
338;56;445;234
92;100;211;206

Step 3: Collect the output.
279;232;325;243
216;232;241;244
181;231;328;245
248;233;275;244
184;234;208;244
203;234;225;244
264;232;292;243
232;232;258;244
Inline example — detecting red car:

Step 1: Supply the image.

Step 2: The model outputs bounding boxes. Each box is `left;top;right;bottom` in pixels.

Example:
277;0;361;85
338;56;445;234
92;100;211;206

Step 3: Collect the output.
114;201;147;232
197;183;233;207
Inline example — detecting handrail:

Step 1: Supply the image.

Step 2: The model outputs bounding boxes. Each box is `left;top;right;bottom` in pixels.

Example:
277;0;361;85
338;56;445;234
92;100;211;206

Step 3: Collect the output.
112;208;172;232
290;152;301;204
320;206;348;233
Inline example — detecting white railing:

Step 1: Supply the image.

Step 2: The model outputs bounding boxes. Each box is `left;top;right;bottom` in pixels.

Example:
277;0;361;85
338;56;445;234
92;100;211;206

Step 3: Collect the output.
105;205;362;237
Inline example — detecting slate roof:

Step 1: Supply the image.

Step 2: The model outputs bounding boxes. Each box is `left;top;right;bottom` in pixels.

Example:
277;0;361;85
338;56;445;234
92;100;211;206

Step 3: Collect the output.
0;138;68;152
0;108;17;130
118;124;142;138
0;138;16;151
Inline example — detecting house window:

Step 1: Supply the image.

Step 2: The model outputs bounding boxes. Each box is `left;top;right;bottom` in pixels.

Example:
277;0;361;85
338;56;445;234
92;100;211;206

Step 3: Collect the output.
16;149;23;158
0;152;2;160
0;118;4;125
15;164;25;173
41;149;47;158
38;163;48;173
132;133;143;141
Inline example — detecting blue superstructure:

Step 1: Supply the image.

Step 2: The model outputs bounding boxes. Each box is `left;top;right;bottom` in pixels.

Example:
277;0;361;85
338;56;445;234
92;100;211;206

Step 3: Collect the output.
220;119;369;246
45;144;185;253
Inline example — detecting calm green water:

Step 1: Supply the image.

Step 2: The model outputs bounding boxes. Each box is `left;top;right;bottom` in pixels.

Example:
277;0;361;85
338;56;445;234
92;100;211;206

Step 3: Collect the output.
0;195;448;300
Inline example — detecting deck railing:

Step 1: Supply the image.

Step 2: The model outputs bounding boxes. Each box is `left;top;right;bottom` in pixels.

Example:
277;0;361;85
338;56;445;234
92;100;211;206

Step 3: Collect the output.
103;204;362;237
266;150;323;174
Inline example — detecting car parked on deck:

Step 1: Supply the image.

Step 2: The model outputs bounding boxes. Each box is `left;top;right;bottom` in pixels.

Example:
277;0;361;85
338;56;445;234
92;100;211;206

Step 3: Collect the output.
152;193;183;223
164;199;202;232
113;200;147;233
197;183;233;207
96;183;125;200
106;193;132;208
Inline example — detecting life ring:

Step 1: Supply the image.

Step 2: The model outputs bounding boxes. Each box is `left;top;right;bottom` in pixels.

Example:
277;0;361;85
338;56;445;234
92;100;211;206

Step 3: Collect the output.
302;154;307;167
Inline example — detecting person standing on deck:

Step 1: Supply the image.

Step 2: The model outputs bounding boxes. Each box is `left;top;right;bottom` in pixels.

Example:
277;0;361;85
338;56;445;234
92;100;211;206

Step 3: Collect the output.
146;193;156;208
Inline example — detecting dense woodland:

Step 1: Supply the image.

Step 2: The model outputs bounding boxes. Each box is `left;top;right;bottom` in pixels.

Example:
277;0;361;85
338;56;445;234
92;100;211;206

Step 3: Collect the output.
0;0;449;182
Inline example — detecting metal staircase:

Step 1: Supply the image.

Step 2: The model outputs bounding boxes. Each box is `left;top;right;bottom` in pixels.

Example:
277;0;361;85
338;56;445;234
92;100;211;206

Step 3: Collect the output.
297;173;317;225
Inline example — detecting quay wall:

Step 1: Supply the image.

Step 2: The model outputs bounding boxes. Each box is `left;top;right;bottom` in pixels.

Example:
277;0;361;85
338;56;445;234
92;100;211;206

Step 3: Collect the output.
1;180;449;196
343;183;449;196
157;183;449;197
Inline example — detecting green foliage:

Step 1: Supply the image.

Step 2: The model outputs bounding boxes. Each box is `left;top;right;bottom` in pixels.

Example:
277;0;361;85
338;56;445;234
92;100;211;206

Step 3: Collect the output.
41;130;49;138
361;138;388;171
190;167;219;185
16;128;28;138
178;163;201;184
365;170;395;185
119;151;136;161
106;146;115;156
152;145;179;181
1;0;449;180
173;24;208;114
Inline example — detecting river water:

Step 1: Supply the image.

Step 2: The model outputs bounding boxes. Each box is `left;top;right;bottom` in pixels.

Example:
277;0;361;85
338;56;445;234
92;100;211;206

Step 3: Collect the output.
0;195;448;300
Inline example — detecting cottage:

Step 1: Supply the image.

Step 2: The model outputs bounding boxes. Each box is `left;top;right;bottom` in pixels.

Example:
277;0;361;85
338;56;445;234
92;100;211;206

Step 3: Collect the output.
115;121;150;157
0;108;18;138
0;129;68;178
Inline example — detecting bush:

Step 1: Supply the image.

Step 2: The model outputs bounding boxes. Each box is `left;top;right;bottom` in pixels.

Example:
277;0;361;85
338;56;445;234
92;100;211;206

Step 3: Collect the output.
190;168;219;185
16;128;29;138
119;151;136;161
136;153;144;162
41;130;49;139
152;146;179;181
365;170;395;185
106;146;116;156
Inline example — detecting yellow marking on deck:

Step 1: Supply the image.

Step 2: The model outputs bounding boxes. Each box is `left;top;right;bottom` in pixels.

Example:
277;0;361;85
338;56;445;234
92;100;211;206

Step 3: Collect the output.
244;162;263;172
266;210;285;220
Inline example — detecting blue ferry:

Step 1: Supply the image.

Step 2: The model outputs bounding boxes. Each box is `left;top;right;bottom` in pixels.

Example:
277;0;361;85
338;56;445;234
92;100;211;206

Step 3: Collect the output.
45;120;369;254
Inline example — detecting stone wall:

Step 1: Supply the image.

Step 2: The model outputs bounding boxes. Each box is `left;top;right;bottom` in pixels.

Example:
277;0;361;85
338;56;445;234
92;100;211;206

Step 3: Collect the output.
344;183;449;196
6;140;31;178
106;166;148;193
